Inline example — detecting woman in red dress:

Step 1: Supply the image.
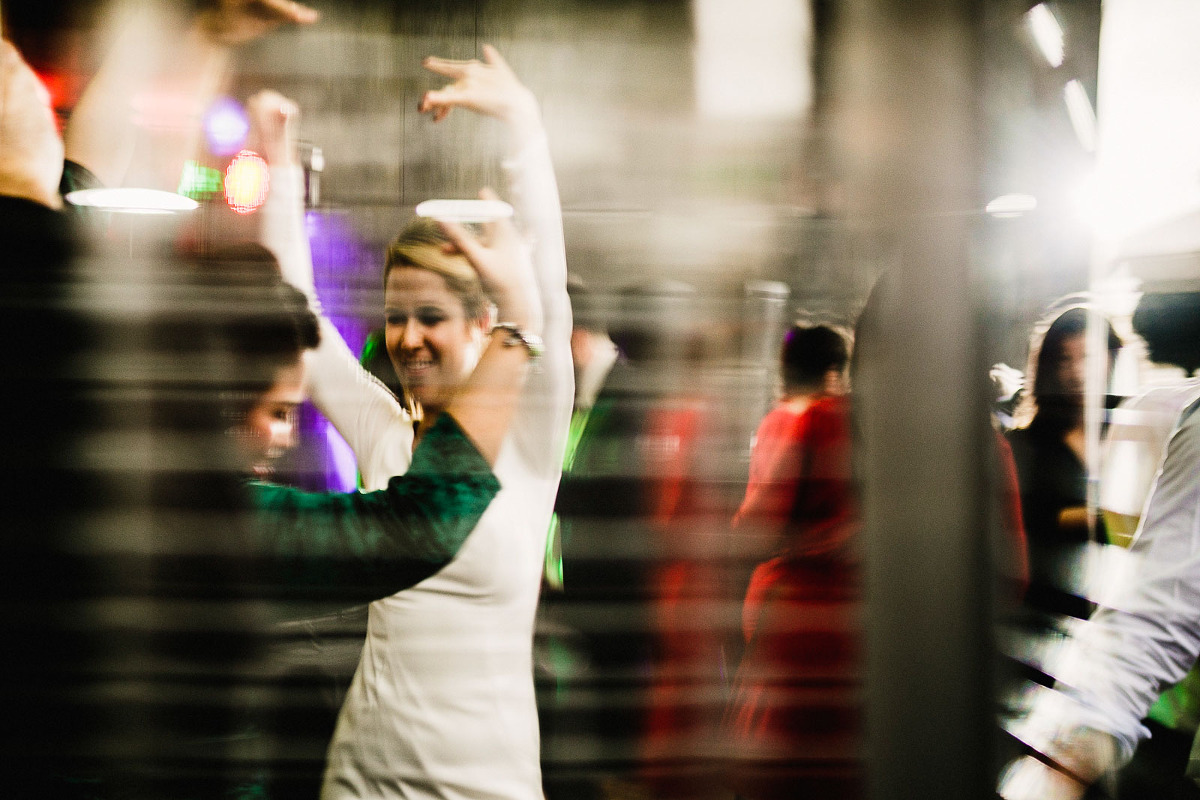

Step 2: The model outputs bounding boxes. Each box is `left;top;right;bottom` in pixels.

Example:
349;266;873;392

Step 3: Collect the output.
726;323;862;800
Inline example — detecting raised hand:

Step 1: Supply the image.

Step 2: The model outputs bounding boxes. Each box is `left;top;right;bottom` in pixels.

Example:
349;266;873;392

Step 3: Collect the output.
419;44;540;140
198;0;320;46
0;41;64;208
247;89;300;167
438;188;542;464
64;0;317;189
436;189;541;334
998;756;1090;800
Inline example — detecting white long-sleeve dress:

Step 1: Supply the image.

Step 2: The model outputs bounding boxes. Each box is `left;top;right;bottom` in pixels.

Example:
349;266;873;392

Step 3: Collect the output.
263;136;573;800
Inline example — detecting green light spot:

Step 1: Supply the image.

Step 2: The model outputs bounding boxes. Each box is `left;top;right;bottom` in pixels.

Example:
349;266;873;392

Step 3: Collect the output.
178;160;223;200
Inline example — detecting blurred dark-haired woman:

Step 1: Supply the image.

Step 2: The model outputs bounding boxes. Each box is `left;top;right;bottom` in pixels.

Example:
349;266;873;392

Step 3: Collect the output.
1007;305;1122;623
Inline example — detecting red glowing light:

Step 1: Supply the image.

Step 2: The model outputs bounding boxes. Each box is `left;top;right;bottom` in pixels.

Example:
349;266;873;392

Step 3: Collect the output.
224;150;270;214
32;71;68;131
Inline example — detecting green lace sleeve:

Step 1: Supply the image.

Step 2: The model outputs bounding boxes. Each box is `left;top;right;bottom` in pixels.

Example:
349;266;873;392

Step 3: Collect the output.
247;413;499;596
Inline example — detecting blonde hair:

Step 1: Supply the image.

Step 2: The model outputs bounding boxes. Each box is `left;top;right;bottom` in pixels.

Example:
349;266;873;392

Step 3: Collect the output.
384;217;488;321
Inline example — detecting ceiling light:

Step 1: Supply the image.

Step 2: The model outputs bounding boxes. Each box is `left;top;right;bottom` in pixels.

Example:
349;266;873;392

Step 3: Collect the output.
1064;79;1097;152
1027;4;1065;68
64;187;199;214
986;193;1038;218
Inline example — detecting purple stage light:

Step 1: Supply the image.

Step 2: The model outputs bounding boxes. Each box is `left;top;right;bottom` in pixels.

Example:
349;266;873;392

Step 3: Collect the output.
204;96;250;157
301;209;381;491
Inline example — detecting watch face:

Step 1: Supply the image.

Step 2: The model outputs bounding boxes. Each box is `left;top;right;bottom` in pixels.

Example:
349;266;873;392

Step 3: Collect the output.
414;199;514;223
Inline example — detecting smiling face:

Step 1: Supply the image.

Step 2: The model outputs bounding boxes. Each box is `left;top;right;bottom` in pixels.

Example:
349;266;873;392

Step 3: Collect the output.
384;266;486;415
239;359;307;479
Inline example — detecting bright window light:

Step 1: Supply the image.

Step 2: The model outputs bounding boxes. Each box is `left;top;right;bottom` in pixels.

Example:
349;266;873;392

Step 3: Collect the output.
1091;0;1200;257
1070;168;1124;235
1027;4;1065;68
1064;79;1097;152
693;0;812;119
64;187;199;214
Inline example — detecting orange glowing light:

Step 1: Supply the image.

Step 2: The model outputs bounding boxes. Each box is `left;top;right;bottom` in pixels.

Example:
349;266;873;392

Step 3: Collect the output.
224;150;270;215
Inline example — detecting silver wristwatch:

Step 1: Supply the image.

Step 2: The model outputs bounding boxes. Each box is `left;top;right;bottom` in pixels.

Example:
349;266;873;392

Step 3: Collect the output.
490;322;544;360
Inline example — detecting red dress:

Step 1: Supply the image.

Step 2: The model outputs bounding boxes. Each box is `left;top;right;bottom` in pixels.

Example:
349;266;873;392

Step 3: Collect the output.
727;395;863;800
640;398;731;798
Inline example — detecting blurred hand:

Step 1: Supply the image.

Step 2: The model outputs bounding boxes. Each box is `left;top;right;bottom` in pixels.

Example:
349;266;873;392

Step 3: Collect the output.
0;41;64;209
998;756;1089;800
247;89;299;166
419;44;539;132
198;0;319;46
999;729;1118;800
437;189;540;334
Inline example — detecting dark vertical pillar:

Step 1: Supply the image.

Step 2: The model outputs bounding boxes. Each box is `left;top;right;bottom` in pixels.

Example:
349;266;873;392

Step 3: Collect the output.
831;2;995;798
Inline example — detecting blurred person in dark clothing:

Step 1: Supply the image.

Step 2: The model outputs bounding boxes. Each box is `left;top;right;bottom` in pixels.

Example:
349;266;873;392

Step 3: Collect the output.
535;277;620;792
567;276;620;416
538;277;617;591
1008;305;1122;624
0;35;266;797
1;36;113;798
548;281;728;800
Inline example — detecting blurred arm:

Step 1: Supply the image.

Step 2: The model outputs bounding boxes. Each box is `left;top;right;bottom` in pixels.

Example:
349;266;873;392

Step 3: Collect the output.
1004;399;1200;794
249;413;497;596
0;41;65;208
63;0;316;190
420;45;574;475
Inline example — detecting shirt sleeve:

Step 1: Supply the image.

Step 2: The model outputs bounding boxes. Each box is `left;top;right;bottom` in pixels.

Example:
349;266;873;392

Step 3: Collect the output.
502;133;575;479
261;163;415;490
734;408;805;529
246;413;500;599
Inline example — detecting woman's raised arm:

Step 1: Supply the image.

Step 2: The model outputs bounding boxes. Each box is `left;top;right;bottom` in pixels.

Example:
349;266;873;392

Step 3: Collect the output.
252;90;417;488
420;44;573;477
